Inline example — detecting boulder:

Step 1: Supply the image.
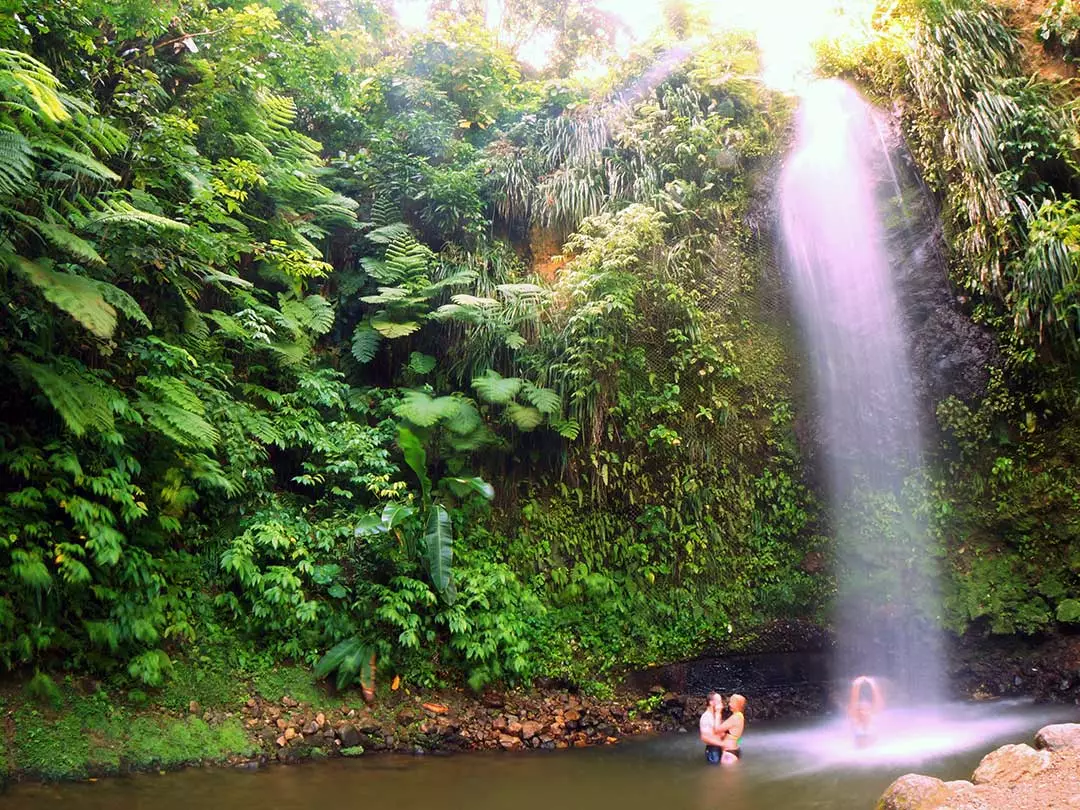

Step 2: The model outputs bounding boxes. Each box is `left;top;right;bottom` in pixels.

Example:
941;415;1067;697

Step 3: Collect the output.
1035;724;1080;752
972;744;1051;784
520;721;543;740
498;734;522;750
337;723;362;748
940;781;989;810
877;774;951;810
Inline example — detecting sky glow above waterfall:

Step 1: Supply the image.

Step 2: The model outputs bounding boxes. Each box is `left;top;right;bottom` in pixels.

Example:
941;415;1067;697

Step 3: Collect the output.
392;0;880;88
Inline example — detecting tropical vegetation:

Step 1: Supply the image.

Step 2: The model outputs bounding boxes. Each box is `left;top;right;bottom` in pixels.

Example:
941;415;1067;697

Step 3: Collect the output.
0;0;1078;713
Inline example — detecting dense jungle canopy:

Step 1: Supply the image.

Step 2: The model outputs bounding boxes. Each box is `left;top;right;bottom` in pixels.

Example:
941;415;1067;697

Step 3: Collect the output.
0;0;1078;699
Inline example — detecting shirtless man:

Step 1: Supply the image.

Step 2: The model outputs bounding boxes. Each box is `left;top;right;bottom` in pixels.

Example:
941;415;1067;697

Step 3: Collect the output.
848;675;884;747
699;692;745;764
699;692;726;764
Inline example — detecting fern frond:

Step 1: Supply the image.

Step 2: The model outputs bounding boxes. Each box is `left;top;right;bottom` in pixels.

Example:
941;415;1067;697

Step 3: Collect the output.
139;376;207;415
35;139;120;182
94;279;151;330
351;322;381;363
12;356;116;436
10;256;117;337
87;198;188;231
365;221;412;245
137;397;220;449
0;128;34;196
304;294;335;335
9;211;104;265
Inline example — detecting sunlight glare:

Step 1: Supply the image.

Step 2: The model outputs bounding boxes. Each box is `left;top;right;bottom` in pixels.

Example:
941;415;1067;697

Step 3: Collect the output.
390;0;880;90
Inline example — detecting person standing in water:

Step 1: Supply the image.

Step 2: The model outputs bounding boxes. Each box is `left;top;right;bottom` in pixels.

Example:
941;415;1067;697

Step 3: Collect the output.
718;694;746;762
699;692;746;764
848;675;884;747
699;692;727;764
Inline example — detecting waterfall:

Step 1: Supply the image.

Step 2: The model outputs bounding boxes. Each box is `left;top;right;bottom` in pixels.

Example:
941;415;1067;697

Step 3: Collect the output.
780;80;943;702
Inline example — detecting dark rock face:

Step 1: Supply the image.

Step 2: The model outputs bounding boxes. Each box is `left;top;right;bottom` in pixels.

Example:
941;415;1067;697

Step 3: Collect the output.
626;639;833;721
947;631;1080;703
878;114;999;410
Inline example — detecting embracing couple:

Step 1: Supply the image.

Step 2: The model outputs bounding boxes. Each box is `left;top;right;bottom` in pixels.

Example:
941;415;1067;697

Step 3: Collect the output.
699;692;745;765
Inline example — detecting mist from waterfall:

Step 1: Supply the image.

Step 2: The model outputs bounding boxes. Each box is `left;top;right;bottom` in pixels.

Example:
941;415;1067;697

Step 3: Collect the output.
780;80;943;702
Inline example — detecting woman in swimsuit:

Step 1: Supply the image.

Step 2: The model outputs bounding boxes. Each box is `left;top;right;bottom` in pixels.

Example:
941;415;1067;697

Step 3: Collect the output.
717;694;746;763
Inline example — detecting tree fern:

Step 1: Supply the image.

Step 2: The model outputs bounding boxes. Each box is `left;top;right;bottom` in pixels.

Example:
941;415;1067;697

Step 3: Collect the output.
10;256;118;338
0;48;69;123
11;356;116;437
96;280;152;330
86;198;188;232
522;382;561;415
34;139;120;183
351;323;382;363
9;211;103;265
471;369;523;404
394;390;461;427
0;128;34;195
303;294;335;335
506;402;543;430
136;398;220;449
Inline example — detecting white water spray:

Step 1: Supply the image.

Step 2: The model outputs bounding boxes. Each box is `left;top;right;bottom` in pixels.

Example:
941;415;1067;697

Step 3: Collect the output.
780;80;943;700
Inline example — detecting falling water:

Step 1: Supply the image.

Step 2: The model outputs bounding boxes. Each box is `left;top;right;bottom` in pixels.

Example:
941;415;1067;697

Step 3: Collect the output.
780;80;943;701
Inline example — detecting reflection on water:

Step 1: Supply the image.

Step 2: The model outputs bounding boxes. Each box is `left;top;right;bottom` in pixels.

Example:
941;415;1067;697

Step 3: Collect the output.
6;701;1076;810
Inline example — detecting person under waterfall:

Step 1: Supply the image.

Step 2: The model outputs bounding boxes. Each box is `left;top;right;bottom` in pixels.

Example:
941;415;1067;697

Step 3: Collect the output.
848;675;884;747
699;693;745;764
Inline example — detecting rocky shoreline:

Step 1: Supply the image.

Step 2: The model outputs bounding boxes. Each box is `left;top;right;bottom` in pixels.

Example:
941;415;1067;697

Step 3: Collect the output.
4;629;1080;787
878;723;1080;810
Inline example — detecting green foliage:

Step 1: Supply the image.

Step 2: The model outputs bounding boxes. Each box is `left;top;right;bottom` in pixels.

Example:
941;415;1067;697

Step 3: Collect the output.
0;0;834;701
1039;0;1080;60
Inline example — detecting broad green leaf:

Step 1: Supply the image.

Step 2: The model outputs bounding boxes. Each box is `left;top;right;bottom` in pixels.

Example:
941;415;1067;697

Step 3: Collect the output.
355;513;386;537
443;476;495;500
471;369;523;404
396;427;430;504
424;504;454;603
381;501;416;530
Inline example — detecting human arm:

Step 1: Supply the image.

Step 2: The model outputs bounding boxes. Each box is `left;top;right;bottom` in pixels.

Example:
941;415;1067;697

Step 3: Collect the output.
699;712;727;747
716;711;744;746
867;677;884;713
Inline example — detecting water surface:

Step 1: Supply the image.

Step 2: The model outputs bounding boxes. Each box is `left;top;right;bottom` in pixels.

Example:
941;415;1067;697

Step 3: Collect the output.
7;700;1075;810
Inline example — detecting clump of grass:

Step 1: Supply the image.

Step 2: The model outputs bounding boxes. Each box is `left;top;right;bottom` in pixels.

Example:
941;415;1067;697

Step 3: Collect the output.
250;665;323;705
122;717;255;768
